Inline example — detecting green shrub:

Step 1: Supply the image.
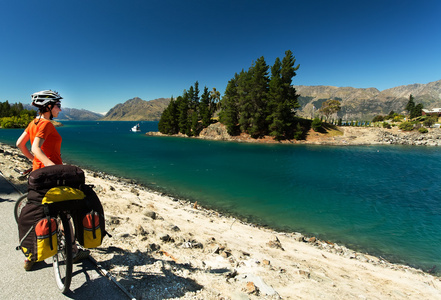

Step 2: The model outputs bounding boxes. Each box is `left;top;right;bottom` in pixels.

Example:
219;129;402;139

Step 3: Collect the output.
311;117;323;132
418;127;428;133
372;115;384;122
399;121;414;131
382;122;391;129
393;115;404;122
423;116;437;128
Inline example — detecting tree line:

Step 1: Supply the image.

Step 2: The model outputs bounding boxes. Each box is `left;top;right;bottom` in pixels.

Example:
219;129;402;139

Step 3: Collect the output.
0;101;36;128
158;82;220;136
158;50;303;141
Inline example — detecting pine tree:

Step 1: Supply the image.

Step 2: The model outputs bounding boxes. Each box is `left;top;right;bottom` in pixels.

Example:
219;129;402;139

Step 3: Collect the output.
194;81;200;104
280;50;301;138
267;57;285;140
159;96;178;134
167;97;179;134
186;82;203;136
406;94;424;119
281;50;300;111
219;73;241;135
210;87;221;115
190;111;200;136
178;92;189;134
412;103;424;119
185;112;193;136
247;56;270;137
200;86;212;128
236;57;270;137
158;104;169;133
218;50;300;139
405;94;415;115
187;86;195;111
238;69;253;133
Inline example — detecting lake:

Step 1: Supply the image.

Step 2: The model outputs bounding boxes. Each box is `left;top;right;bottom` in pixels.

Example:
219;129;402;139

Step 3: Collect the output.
1;121;440;273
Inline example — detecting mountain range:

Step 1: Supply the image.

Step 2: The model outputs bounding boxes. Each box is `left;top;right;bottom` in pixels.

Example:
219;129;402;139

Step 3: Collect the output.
295;79;441;120
101;79;441;122
22;79;440;122
100;97;170;121
57;107;104;120
23;104;103;121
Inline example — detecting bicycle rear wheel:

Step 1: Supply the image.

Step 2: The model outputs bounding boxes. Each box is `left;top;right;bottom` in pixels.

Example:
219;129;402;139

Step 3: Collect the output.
53;213;73;294
14;194;28;223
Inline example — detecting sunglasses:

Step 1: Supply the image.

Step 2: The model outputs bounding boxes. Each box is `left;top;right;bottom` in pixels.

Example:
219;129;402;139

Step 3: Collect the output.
55;103;61;108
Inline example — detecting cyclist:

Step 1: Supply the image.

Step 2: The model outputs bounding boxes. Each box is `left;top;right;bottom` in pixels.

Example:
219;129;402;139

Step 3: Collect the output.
16;90;89;270
17;90;63;171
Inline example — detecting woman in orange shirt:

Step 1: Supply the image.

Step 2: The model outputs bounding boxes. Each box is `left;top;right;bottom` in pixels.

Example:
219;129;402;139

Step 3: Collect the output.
16;90;63;170
16;90;89;271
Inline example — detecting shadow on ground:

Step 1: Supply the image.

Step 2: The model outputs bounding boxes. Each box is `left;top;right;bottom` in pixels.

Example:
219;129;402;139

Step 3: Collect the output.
94;246;204;299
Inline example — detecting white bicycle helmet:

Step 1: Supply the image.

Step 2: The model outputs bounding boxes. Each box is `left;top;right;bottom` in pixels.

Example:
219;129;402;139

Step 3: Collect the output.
31;90;62;108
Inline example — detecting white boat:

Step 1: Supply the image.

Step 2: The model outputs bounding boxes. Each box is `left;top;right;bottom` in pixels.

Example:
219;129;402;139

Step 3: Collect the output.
131;124;141;132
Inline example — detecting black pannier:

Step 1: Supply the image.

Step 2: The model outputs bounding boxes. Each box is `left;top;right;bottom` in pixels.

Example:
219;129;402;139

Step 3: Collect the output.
27;165;85;204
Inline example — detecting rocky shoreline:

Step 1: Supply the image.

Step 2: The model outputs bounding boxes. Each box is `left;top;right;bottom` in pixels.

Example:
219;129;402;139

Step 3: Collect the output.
147;122;441;147
377;129;441;146
1;141;441;299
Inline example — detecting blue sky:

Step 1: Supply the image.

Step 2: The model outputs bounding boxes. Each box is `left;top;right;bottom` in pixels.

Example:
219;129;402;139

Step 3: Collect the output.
1;0;440;113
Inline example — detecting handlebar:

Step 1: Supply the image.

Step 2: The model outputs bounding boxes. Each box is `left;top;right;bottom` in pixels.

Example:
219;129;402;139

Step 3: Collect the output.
15;168;32;181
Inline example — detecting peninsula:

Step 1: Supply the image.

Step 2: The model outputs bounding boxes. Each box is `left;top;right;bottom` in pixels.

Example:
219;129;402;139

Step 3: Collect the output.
149;122;441;147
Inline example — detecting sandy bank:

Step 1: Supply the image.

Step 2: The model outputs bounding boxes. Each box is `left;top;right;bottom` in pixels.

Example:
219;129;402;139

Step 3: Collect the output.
1;142;440;299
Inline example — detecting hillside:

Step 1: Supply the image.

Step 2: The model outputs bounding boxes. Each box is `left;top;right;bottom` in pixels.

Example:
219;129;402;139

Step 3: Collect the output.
101;97;170;121
296;79;441;120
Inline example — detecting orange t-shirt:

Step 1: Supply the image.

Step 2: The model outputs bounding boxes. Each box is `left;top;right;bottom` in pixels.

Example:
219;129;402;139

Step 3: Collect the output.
25;119;62;170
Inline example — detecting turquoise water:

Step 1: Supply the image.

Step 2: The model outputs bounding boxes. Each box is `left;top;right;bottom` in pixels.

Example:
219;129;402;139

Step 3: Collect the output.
1;121;440;273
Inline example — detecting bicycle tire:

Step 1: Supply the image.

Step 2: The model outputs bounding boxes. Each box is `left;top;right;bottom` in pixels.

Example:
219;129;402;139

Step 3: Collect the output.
53;213;73;294
14;194;28;223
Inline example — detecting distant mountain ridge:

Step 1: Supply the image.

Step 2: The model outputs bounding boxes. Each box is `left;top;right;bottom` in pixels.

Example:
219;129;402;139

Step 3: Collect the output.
22;80;440;122
295;79;441;120
23;104;103;121
57;107;103;120
101;97;170;121
100;80;441;122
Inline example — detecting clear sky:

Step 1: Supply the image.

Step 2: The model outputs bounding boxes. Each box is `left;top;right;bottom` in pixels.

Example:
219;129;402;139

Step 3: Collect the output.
1;0;440;113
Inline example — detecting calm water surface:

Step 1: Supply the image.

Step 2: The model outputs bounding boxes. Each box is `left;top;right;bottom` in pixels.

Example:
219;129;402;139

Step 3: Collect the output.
1;121;440;272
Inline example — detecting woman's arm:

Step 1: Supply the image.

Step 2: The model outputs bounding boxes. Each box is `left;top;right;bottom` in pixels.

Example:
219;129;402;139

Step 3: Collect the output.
31;137;55;167
16;131;34;161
